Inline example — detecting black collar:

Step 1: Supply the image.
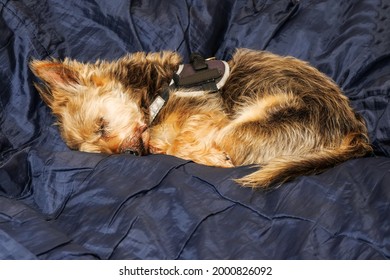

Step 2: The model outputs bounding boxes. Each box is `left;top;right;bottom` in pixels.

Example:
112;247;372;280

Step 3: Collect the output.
148;53;230;124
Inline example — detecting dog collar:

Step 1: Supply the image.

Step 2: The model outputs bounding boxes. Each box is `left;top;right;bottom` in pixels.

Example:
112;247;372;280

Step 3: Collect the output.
149;53;230;123
172;53;230;92
149;93;168;123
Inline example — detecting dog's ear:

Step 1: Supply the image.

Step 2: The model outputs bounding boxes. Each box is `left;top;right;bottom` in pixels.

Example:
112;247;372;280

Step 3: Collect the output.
30;60;79;87
30;60;81;107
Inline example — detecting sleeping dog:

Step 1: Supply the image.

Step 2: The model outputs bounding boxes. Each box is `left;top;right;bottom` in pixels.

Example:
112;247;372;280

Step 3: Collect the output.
30;49;372;188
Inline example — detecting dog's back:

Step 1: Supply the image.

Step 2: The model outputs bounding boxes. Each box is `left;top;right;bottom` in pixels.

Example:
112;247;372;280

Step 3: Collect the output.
217;49;372;187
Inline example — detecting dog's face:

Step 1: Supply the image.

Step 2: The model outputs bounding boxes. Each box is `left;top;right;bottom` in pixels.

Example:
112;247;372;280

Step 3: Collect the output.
30;59;149;155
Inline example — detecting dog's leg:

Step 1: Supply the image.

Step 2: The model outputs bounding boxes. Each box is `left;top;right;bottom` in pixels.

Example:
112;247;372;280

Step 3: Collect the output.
149;111;234;168
169;136;234;168
217;92;372;188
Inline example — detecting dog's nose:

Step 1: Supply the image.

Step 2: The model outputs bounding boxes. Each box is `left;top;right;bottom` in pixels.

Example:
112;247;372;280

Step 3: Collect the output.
121;140;147;156
123;149;139;156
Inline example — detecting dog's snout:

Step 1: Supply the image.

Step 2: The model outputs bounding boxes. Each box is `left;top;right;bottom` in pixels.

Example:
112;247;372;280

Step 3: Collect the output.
119;123;149;156
123;149;139;156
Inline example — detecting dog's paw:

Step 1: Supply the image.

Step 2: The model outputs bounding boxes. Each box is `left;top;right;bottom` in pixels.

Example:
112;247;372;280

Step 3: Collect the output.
212;152;234;168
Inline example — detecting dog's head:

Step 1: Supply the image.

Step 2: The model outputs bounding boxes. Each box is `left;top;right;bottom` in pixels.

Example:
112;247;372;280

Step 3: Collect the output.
30;58;149;155
30;52;181;155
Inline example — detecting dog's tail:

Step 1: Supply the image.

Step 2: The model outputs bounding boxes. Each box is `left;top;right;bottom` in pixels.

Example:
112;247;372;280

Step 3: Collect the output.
236;132;372;188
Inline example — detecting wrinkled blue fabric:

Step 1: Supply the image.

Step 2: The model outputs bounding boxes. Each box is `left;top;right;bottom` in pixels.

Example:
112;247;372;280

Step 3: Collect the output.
0;0;389;259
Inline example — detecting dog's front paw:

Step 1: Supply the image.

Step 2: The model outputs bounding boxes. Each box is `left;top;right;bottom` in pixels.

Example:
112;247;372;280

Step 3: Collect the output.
211;151;234;168
222;152;235;167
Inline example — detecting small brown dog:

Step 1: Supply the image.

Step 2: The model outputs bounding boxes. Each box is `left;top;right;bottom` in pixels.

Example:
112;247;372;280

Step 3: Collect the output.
30;49;372;188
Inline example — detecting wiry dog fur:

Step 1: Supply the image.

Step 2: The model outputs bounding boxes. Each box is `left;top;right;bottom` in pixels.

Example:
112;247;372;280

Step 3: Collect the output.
30;49;372;188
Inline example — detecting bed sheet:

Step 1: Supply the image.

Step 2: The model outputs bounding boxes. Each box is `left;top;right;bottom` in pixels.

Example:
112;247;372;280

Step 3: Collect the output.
1;0;389;259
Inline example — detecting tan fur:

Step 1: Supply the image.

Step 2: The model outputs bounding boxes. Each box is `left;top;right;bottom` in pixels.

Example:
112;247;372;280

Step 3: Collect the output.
30;49;372;188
